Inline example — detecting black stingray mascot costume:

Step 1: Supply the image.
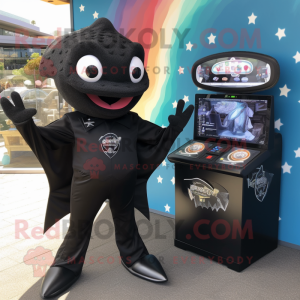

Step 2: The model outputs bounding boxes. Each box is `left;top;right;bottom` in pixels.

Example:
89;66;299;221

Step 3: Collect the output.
1;18;194;299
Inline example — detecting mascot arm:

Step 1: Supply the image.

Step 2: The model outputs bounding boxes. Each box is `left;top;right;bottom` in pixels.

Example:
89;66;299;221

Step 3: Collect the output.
137;100;194;146
1;91;74;151
137;118;166;145
14;114;74;152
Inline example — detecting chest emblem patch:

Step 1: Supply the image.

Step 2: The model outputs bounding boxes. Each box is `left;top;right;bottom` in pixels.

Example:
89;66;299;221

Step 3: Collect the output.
99;133;121;159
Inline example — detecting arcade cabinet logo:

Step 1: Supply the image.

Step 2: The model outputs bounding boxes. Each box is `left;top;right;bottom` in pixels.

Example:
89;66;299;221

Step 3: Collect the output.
99;133;121;159
247;165;273;202
185;178;229;212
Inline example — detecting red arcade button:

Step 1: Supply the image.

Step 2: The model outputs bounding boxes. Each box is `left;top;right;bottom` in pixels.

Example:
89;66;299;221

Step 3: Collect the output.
205;155;213;160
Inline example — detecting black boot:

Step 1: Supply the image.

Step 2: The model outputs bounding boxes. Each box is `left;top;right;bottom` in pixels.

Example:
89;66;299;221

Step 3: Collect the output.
122;254;168;283
40;266;81;299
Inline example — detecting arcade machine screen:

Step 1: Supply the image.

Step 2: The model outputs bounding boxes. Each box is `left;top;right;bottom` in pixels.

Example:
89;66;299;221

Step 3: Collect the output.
192;96;271;166
196;97;269;145
196;57;271;88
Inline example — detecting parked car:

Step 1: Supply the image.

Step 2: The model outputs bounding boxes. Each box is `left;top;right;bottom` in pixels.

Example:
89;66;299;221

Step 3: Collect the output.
0;87;27;100
19;89;48;105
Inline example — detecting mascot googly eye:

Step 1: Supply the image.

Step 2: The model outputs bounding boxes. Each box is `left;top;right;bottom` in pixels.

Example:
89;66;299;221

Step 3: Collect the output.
129;56;144;83
76;55;103;82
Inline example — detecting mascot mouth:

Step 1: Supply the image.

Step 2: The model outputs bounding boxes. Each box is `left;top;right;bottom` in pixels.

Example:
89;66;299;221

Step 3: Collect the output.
87;94;133;110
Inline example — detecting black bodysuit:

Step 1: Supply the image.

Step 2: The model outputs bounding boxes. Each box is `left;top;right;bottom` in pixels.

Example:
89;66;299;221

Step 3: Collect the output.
15;111;182;274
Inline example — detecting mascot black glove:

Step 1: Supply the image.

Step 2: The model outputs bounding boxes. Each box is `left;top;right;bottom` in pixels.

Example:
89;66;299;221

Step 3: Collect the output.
168;99;194;133
1;91;37;124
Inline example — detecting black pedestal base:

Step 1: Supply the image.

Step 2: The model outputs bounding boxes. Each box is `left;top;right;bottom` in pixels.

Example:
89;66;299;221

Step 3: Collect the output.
175;239;278;272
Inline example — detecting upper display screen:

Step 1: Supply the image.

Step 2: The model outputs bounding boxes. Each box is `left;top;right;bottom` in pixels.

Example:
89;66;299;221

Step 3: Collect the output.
196;97;270;146
196;57;271;88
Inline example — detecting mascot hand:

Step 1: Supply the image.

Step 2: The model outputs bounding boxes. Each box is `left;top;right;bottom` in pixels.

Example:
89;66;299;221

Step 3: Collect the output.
168;99;194;132
0;91;37;124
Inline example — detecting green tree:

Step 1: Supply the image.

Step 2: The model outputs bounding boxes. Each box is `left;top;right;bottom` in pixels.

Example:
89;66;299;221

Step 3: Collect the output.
12;52;45;84
30;53;40;59
12;68;25;76
31;20;36;25
0;62;4;71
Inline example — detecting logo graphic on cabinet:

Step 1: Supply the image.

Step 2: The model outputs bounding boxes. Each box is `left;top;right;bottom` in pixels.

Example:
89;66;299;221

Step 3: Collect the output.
184;178;229;212
247;165;273;202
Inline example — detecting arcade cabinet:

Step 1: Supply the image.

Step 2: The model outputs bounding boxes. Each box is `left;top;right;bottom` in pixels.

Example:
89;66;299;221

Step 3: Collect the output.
168;52;282;272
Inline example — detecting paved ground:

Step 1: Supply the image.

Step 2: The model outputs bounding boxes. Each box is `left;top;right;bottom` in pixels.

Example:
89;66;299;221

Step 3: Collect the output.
1;174;300;300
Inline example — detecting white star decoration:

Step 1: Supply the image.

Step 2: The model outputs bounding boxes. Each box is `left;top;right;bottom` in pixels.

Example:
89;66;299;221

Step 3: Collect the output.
79;4;85;12
207;33;216;44
293;51;300;63
183;95;189;103
171;177;175;185
279;84;291;97
162;160;167;166
186;41;193;51
157;175;163;183
172;100;177;108
279;217;281;221
275;28;286;40
164;204;170;212
178;66;184;74
282;162;292;174
93;11;99;19
248;13;257;24
275;119;283;131
294;148;300;158
161;125;167;128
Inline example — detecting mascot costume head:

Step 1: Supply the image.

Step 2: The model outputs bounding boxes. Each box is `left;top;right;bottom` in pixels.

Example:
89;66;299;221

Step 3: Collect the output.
39;18;148;119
